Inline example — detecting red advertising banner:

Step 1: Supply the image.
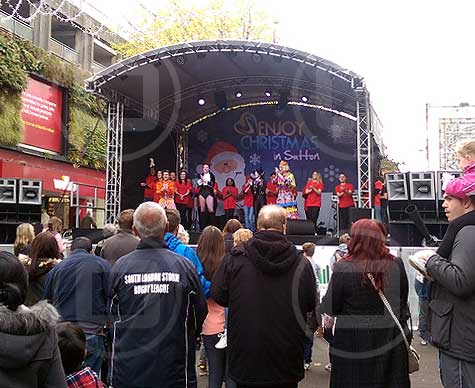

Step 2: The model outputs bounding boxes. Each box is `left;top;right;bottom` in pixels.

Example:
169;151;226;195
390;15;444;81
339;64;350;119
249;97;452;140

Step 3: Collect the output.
21;78;63;153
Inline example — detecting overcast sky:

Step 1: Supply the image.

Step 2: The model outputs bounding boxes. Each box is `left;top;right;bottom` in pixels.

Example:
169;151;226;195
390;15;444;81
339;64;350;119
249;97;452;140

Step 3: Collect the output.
82;0;475;171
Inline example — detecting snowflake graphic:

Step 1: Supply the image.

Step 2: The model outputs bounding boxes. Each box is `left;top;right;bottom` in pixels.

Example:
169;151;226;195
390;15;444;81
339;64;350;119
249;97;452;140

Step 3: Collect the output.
196;130;208;143
249;153;261;166
323;164;340;183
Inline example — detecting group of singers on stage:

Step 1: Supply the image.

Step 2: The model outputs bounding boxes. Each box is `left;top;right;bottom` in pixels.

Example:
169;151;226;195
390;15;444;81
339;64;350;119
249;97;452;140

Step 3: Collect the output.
141;159;386;233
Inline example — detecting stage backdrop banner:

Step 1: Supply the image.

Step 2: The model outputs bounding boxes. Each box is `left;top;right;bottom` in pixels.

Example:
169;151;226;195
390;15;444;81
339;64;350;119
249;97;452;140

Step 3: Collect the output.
21;77;63;153
188;105;357;193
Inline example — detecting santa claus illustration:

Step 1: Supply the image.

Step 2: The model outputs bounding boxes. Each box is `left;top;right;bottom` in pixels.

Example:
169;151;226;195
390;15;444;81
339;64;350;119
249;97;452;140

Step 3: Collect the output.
197;141;246;193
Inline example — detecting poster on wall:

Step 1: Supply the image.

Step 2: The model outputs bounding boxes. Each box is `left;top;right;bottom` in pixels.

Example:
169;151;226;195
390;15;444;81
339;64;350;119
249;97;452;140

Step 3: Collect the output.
188;104;357;193
21;77;63;153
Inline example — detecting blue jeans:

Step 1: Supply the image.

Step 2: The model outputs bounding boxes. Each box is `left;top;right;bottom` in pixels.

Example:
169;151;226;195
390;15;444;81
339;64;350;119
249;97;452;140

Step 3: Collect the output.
243;206;254;230
203;334;236;388
85;334;105;375
374;206;382;222
304;335;313;363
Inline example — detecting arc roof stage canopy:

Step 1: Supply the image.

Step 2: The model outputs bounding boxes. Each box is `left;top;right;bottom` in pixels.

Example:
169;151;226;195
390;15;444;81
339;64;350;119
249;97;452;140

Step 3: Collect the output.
85;40;366;131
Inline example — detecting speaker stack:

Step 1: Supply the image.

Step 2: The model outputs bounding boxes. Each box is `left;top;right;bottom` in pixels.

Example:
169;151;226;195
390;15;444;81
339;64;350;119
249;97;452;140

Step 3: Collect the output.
385;171;462;246
0;179;42;243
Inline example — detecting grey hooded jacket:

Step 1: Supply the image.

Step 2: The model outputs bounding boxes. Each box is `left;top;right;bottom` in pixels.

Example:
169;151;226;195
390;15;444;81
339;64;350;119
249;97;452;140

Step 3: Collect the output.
0;301;66;388
427;225;475;362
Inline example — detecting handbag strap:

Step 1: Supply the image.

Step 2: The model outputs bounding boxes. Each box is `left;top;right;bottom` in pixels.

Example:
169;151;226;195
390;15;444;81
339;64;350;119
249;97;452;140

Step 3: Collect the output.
367;273;411;351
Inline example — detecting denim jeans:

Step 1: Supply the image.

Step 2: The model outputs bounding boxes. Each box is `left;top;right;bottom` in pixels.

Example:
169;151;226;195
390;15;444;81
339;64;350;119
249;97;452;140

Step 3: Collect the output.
85;334;105;375
243;206;254;231
374;206;382;222
203;334;236;388
304;335;314;363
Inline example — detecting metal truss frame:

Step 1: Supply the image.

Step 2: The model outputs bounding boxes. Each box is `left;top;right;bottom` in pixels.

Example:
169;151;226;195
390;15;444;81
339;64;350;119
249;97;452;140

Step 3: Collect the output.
354;80;372;208
105;101;124;224
176;128;188;173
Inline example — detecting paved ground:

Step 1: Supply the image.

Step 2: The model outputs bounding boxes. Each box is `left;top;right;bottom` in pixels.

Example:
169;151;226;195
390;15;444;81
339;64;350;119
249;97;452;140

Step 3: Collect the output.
197;337;442;388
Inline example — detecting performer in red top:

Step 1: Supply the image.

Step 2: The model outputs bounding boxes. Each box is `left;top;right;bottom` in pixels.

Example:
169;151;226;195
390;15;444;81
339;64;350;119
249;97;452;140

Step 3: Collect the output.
303;171;324;233
153;170;163;203
222;178;238;221
175;170;193;229
140;158;156;201
242;177;255;230
335;173;355;233
266;172;277;205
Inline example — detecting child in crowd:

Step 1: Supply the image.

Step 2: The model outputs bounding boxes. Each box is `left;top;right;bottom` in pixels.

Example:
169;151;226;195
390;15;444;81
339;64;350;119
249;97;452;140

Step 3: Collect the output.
329;233;350;271
302;242;321;371
214;228;254;350
232;228;253;246
57;322;103;388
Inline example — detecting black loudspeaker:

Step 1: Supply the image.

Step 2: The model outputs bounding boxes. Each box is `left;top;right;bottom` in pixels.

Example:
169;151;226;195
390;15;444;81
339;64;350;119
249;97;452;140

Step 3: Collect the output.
386;173;408;201
18;180;42;205
0;179;17;204
0;222;21;244
18;204;41;223
286;219;315;235
349;208;373;224
386;173;409;221
72;228;105;244
436;171;463;200
409;172;435;200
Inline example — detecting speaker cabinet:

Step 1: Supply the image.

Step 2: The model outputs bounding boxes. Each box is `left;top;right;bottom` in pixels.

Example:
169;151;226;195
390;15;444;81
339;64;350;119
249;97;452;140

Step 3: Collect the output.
436;171;463;200
349;208;373;223
18;204;41;223
286;219;315;235
386;173;408;201
19;180;42;205
409;172;435;200
0;179;17;204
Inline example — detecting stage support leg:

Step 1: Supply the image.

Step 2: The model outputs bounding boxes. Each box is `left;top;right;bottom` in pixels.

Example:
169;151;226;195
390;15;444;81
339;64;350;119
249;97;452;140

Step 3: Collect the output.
105;101;124;224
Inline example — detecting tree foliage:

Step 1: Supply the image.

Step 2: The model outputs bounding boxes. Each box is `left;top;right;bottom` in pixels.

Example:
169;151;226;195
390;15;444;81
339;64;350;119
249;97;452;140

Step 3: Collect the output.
113;0;278;58
380;157;400;174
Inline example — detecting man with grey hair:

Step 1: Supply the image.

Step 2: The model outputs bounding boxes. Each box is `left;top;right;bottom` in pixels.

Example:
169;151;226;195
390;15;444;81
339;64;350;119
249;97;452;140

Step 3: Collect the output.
212;205;316;388
108;202;207;388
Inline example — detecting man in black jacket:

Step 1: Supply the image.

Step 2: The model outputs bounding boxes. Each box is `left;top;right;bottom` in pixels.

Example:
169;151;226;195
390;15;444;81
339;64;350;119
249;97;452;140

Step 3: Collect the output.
212;204;317;388
44;237;110;375
416;193;475;387
108;202;207;388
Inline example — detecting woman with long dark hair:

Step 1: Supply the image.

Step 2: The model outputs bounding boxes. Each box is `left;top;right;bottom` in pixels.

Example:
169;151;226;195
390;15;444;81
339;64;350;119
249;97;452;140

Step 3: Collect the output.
21;232;61;306
321;219;411;388
222;218;243;253
197;226;235;388
0;251;66;387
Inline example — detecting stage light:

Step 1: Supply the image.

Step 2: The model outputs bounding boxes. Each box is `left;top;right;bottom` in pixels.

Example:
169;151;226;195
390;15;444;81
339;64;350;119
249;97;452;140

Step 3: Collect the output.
197;97;206;106
301;96;308;103
265;89;272;97
235;90;242;98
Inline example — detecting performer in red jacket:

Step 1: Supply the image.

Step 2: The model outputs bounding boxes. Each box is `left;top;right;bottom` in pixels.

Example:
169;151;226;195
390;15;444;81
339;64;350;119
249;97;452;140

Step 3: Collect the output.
335;173;355;233
222;178;238;221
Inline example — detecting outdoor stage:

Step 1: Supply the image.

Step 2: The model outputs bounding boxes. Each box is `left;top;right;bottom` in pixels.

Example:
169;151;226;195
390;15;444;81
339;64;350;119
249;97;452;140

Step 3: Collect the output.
85;40;384;239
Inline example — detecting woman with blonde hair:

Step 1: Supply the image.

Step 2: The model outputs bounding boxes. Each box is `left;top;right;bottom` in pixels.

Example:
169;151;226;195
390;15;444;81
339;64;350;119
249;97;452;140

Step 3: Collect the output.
197;226;235;388
48;216;65;254
14;223;35;256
